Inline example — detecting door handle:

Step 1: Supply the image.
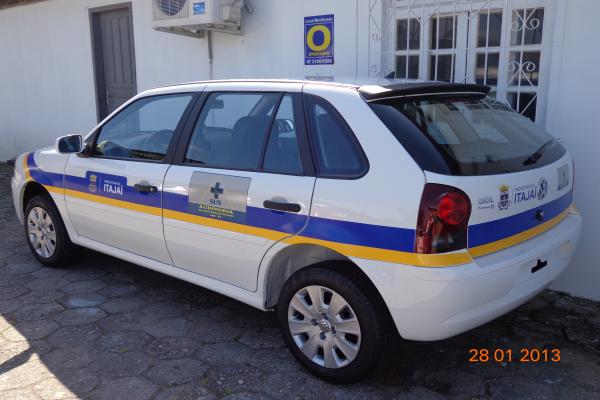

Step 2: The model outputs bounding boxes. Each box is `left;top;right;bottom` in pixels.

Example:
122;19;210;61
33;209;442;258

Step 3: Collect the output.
263;200;301;213
134;183;158;193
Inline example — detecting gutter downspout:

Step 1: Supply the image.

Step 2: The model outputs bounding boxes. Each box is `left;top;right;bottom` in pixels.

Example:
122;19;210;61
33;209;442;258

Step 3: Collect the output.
207;30;214;80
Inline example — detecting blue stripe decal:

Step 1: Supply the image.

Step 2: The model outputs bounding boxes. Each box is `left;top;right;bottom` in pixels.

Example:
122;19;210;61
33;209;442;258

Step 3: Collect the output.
27;153;64;188
28;152;571;254
301;216;415;252
468;190;572;248
64;174;161;208
163;191;308;235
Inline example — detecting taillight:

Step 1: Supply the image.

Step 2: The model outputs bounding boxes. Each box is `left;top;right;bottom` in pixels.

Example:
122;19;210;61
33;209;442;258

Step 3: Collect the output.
415;184;471;254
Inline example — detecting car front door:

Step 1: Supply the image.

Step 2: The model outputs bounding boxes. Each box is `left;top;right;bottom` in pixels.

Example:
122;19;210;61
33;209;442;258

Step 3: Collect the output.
64;92;197;264
162;87;316;291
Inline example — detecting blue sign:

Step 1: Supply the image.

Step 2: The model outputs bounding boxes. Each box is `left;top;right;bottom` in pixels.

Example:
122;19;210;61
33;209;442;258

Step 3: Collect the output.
86;171;127;200
193;2;206;15
304;14;334;65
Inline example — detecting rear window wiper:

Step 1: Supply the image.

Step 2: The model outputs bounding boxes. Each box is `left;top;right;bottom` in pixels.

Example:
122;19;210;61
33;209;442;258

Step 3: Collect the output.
523;140;554;166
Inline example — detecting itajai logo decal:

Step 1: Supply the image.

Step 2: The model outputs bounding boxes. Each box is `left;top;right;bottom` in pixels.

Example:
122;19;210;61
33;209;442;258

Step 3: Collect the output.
498;184;511;210
88;174;97;193
537;178;548;200
85;171;126;199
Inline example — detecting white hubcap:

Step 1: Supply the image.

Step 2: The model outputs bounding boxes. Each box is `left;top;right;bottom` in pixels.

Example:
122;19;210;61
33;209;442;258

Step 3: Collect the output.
27;207;56;258
287;285;361;369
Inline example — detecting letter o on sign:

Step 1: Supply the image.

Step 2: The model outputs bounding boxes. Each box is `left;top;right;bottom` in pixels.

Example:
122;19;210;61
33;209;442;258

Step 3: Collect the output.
306;25;331;52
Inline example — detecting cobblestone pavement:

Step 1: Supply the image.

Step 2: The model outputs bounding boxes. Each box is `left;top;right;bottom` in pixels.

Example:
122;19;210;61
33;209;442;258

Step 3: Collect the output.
1;162;599;400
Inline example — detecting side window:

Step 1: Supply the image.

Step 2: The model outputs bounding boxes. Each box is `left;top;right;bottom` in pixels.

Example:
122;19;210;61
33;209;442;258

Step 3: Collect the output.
305;95;367;177
263;95;303;174
185;92;279;169
94;94;193;161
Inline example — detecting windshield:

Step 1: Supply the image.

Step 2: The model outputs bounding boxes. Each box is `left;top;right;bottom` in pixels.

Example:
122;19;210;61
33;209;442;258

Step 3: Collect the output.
370;96;565;175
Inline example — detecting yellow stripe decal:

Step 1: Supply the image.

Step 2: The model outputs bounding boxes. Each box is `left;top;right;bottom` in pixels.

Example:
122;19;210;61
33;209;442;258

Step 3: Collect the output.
283;235;472;267
63;188;162;217
163;209;289;241
468;209;570;258
23;152;31;181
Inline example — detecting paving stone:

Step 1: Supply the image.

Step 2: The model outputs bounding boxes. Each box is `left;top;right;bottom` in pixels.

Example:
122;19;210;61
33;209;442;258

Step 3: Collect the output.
18;290;65;304
140;316;192;338
25;277;70;291
9;302;65;322
146;358;208;385
0;354;48;390
2;319;59;341
45;346;100;371
204;365;264;396
90;377;158;400
141;300;185;318
63;293;106;308
188;318;244;343
94;330;153;353
98;283;141;298
101;297;146;313
153;384;217;400
238;327;285;349
63;269;106;282
32;377;78;400
46;324;102;348
488;376;557;399
145;336;198;359
53;307;106;326
0;285;29;300
0;273;30;287
2;261;40;274
195;341;256;365
90;351;152;378
60;279;106;295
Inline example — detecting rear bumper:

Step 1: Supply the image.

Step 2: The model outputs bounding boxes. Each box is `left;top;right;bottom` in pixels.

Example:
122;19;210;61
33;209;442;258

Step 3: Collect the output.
355;211;582;341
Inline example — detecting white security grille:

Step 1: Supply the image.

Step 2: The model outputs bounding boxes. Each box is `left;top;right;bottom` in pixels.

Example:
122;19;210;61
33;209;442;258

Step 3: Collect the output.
367;0;561;123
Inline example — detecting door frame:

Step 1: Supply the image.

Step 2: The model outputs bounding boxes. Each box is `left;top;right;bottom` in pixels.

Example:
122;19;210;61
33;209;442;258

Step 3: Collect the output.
89;2;137;123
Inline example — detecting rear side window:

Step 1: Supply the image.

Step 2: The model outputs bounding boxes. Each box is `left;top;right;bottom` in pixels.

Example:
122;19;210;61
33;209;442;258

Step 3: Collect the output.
305;95;367;177
185;92;280;169
370;96;566;175
263;95;303;174
94;94;193;161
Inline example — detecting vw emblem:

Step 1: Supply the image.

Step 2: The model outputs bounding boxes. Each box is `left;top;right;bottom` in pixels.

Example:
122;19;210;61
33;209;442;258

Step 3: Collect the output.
537;178;548;200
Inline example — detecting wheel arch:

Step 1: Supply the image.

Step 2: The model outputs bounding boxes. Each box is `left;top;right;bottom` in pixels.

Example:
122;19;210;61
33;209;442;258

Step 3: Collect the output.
263;243;390;315
22;181;52;214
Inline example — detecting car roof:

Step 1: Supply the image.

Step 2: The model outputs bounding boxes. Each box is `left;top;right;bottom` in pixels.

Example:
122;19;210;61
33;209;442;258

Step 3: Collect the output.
140;78;490;100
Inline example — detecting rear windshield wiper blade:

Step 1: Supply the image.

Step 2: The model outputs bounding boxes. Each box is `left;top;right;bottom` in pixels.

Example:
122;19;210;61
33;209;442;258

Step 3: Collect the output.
523;140;554;166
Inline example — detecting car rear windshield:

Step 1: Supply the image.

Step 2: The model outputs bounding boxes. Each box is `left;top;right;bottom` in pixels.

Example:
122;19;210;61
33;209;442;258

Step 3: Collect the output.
369;95;566;175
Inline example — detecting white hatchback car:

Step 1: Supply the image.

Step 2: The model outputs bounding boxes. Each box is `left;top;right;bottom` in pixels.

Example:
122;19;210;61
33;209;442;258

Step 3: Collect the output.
11;79;581;382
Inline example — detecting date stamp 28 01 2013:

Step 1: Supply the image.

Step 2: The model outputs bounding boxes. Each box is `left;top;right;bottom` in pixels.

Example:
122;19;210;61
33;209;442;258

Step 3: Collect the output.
469;348;561;364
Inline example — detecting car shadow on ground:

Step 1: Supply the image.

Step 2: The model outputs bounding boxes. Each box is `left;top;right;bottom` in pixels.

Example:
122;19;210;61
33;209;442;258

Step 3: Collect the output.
1;163;599;399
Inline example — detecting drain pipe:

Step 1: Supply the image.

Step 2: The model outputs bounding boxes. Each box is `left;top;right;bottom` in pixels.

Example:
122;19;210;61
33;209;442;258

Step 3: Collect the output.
207;30;214;80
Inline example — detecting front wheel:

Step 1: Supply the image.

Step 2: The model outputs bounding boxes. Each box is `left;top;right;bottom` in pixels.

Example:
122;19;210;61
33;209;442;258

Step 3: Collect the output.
277;266;395;383
24;194;77;267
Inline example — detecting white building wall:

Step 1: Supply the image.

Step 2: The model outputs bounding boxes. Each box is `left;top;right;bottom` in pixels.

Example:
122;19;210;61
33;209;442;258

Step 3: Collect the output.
546;0;600;301
0;0;369;160
0;0;598;300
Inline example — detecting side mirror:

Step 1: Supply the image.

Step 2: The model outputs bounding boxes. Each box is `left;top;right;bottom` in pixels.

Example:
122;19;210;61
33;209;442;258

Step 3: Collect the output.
55;134;84;154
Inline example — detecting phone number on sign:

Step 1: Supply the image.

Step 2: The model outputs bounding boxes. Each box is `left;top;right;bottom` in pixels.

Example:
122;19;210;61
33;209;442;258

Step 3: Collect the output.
469;348;561;363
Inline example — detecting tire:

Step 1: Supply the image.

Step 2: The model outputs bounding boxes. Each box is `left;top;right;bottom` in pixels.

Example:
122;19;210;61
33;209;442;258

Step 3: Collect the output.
24;194;77;267
277;266;395;383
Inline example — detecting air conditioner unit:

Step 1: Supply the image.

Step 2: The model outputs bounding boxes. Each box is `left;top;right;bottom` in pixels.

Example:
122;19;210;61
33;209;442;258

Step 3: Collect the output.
153;0;243;37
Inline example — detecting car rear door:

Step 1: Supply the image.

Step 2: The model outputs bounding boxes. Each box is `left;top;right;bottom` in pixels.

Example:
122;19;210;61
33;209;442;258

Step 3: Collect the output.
64;92;197;264
162;84;316;291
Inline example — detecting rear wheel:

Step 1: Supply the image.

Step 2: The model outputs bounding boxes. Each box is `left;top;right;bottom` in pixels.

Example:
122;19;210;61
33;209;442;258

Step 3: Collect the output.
24;194;77;267
277;266;394;383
